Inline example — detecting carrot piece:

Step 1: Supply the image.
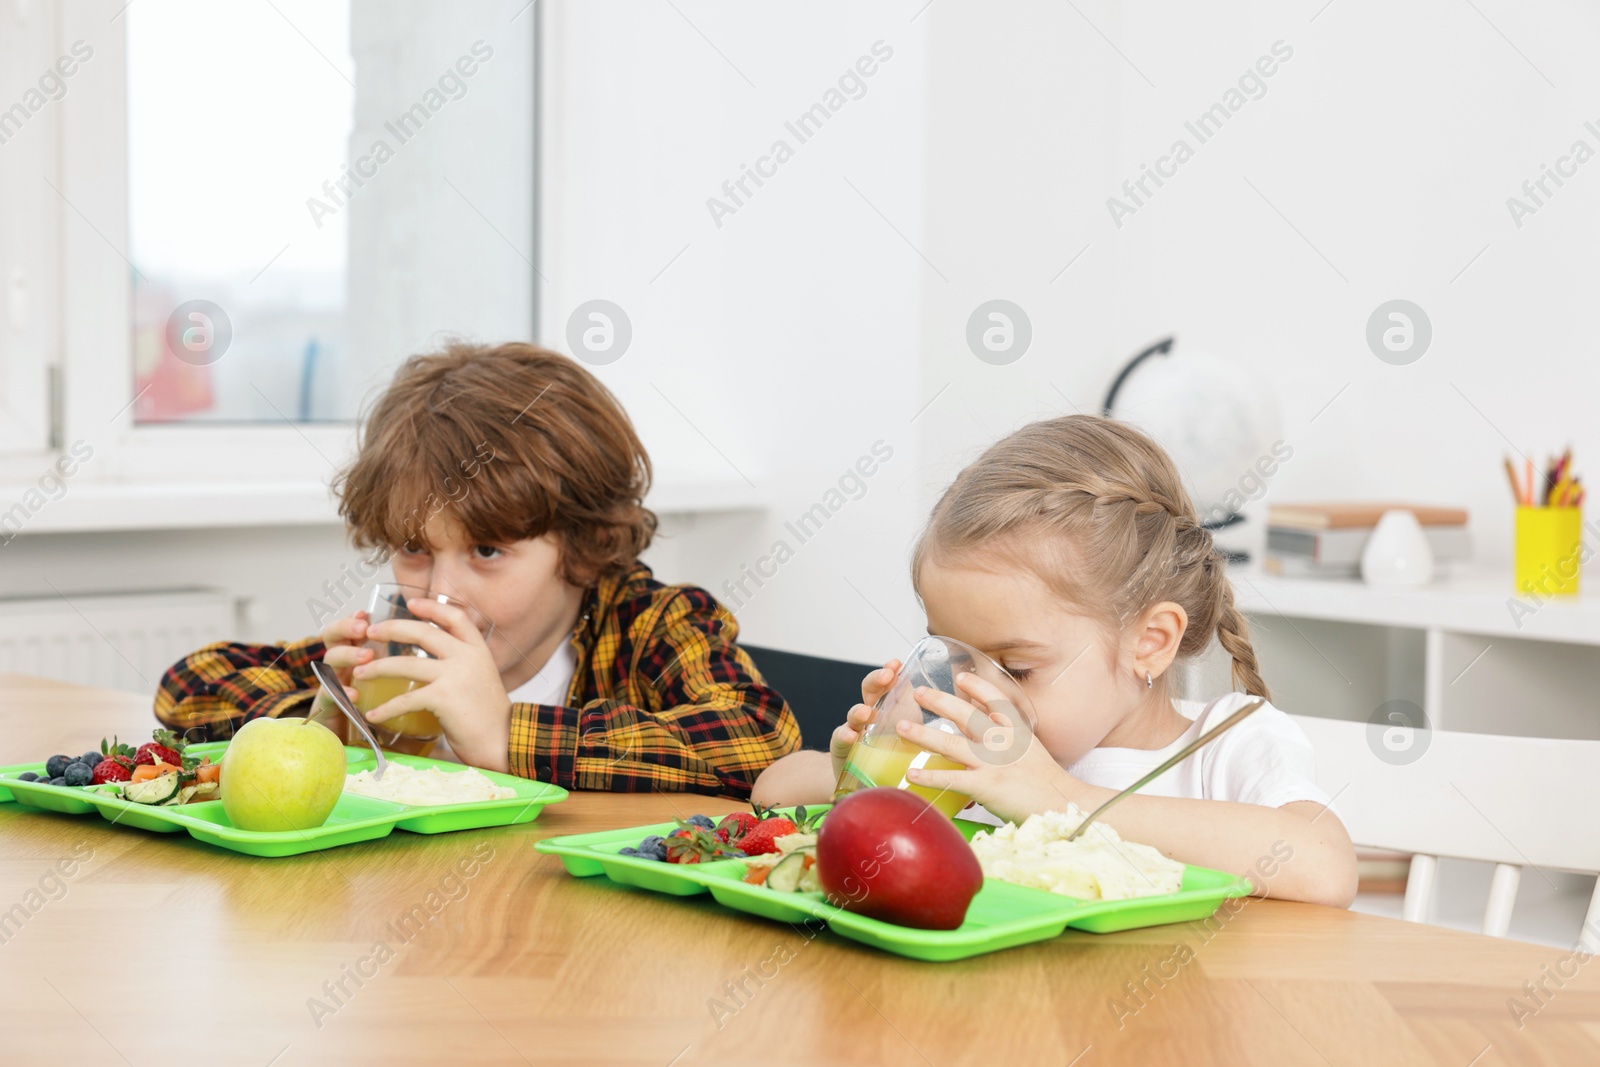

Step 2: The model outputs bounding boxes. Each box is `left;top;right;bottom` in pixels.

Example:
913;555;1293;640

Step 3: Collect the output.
196;762;221;784
743;865;770;886
131;765;161;783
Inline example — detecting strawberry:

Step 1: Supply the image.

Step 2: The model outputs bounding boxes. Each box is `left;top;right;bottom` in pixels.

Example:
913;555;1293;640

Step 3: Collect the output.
717;812;760;844
135;728;188;768
738;817;798;857
135;742;182;767
91;758;133;785
665;822;744;864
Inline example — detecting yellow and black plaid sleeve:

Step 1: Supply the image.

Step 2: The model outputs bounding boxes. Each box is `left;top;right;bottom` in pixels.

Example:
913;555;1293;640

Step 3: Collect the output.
508;587;799;797
153;637;327;741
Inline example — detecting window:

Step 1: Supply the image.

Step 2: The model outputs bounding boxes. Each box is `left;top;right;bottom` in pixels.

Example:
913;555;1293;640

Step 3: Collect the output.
127;0;354;423
34;0;535;486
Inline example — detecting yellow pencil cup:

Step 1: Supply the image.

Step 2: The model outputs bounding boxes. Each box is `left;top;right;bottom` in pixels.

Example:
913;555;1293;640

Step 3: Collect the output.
1515;506;1582;596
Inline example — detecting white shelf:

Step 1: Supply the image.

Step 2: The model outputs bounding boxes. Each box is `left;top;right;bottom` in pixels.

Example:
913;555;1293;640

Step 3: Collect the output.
1;477;765;536
1231;566;1600;648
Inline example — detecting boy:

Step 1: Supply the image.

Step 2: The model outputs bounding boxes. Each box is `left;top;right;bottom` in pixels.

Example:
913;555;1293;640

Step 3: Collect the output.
155;342;799;797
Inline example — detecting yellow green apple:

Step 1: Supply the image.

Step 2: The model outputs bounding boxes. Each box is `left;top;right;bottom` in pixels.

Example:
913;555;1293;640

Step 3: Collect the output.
221;716;346;832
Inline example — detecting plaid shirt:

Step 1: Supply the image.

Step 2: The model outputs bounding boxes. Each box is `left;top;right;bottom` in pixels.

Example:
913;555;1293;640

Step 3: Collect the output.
154;564;800;797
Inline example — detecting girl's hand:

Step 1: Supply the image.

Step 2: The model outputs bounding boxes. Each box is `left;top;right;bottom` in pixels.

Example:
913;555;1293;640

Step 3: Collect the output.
356;598;512;772
308;611;371;724
897;671;1078;823
829;659;901;782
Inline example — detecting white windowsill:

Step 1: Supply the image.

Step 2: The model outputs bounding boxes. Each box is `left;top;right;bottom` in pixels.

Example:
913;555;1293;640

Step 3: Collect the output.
2;477;766;536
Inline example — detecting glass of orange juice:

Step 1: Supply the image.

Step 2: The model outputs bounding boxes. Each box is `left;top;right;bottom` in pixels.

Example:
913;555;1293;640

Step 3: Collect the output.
350;583;495;757
834;636;1036;820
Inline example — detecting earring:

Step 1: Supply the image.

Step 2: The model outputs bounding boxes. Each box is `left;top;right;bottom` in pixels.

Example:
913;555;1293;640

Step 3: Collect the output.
1145;671;1153;689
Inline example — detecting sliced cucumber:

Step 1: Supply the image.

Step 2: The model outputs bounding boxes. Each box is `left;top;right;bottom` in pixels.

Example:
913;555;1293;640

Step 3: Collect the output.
123;773;180;805
766;849;817;893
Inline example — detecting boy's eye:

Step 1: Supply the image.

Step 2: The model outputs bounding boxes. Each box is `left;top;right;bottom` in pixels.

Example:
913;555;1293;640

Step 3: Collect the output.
1005;667;1036;682
472;545;503;561
399;543;428;558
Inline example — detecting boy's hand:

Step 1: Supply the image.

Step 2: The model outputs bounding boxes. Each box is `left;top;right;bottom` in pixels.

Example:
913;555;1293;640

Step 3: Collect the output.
355;598;511;772
829;659;901;782
308;611;371;723
895;672;1073;823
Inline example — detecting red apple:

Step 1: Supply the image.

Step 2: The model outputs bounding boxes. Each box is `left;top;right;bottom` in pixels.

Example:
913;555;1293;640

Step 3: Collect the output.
816;787;983;930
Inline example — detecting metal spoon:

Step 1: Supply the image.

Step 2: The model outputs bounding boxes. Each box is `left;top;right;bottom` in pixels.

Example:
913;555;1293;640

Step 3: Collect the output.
311;659;387;781
1063;697;1266;842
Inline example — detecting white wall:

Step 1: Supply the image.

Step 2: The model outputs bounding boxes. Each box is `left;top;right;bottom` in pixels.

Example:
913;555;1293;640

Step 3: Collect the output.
541;0;1600;723
914;0;1600;568
540;1;931;664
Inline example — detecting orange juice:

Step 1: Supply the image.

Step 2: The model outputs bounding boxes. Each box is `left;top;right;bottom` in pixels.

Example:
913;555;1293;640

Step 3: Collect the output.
838;735;972;818
354;676;440;754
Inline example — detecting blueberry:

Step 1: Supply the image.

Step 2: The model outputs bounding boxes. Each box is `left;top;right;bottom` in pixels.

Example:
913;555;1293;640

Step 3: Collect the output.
686;814;715;830
16;771;38;782
81;751;102;768
643;842;668;862
618;846;639;856
47;776;67;786
63;763;93;787
45;755;71;779
639;834;665;850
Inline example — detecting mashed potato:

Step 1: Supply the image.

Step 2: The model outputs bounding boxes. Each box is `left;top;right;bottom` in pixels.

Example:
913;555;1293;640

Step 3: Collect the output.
969;806;1185;901
344;764;516;806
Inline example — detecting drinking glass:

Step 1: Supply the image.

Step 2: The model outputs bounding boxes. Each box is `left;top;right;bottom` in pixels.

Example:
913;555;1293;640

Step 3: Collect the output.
833;635;1037;819
347;583;495;757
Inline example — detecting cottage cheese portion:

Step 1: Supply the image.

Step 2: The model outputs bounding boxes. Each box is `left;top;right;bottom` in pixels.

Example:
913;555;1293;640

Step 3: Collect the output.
968;805;1185;901
344;764;516;805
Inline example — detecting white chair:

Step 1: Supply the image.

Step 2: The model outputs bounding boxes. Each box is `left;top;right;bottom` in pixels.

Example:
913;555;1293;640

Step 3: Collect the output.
1291;713;1600;948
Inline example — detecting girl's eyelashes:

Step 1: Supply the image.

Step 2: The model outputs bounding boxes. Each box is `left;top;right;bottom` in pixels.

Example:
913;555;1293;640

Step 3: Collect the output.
471;544;504;561
1005;667;1036;681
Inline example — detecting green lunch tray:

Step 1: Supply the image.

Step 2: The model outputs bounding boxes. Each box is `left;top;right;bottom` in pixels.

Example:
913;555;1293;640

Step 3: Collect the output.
536;810;1253;962
0;743;568;858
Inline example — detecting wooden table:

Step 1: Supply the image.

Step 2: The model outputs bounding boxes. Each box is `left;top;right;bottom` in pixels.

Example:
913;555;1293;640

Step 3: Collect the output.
2;674;1597;1066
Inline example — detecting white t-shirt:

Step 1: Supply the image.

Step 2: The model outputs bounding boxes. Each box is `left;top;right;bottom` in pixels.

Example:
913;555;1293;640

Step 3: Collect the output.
962;692;1330;824
506;640;578;707
431;641;577;764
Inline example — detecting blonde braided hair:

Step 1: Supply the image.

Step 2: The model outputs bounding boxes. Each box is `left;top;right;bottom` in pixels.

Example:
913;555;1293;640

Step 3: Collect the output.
912;415;1270;700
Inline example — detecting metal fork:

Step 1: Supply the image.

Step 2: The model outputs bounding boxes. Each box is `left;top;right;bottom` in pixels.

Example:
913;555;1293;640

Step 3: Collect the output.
1063;697;1266;841
311;659;387;781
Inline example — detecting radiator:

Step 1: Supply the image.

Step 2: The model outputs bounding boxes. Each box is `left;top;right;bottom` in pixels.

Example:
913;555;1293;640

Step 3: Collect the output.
0;589;234;694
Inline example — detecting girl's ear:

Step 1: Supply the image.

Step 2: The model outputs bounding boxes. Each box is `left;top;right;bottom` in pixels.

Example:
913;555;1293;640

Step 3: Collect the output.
1131;600;1188;681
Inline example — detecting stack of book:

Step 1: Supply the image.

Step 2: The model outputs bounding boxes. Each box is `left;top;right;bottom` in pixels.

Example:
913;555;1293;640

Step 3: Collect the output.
1264;503;1470;579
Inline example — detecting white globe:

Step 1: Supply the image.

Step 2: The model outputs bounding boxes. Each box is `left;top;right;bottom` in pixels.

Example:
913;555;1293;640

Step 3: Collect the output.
1110;349;1282;527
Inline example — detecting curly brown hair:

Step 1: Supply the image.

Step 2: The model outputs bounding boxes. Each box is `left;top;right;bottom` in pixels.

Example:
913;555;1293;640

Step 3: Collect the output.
334;341;657;587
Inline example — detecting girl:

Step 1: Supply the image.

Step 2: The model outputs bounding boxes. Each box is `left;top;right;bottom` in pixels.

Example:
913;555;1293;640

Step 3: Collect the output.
753;415;1357;906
